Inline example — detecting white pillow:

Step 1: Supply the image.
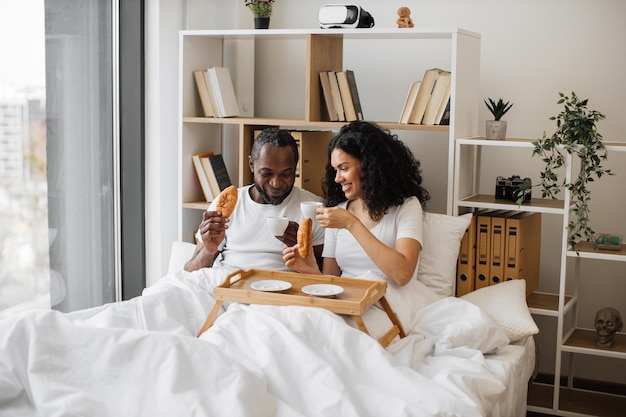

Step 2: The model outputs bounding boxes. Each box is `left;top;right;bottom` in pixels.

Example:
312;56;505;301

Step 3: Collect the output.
461;279;539;343
167;241;197;274
417;212;472;297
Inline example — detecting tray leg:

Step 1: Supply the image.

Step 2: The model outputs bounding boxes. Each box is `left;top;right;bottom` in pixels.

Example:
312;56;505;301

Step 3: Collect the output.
352;315;370;336
379;296;406;338
197;300;224;337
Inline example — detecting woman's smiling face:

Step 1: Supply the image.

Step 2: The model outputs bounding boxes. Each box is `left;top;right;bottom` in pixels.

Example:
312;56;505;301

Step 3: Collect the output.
331;148;362;200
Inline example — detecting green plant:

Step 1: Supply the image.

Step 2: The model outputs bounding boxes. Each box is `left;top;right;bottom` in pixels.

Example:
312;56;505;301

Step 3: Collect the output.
529;91;613;250
245;0;274;18
484;98;514;121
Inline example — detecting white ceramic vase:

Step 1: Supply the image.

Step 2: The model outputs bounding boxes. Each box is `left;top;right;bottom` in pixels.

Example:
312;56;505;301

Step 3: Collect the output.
486;120;507;140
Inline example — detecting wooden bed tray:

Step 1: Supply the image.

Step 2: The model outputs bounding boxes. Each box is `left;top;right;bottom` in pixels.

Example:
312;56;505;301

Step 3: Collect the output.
197;269;406;347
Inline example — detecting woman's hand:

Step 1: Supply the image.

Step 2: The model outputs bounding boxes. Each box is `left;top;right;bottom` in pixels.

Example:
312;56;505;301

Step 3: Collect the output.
315;206;356;230
282;243;321;275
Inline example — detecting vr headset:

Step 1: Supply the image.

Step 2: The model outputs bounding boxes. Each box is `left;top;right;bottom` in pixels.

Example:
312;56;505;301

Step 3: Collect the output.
318;4;375;29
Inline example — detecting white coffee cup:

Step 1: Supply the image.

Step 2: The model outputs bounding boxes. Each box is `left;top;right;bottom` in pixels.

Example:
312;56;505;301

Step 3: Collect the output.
267;216;289;236
300;201;323;219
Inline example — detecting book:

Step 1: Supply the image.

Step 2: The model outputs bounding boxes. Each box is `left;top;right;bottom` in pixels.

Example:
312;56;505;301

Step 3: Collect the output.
207;154;232;192
200;155;221;198
345;70;364;120
202;70;220;117
398;81;421;124
319;71;338;121
193;70;215;117
438;98;451;125
408;68;443;124
336;70;357;122
327;71;345;121
192;152;215;202
207;67;240;118
434;77;452;125
422;70;451;125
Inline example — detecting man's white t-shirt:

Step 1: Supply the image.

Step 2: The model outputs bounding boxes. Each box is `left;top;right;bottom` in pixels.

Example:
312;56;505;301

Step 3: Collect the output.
200;185;325;271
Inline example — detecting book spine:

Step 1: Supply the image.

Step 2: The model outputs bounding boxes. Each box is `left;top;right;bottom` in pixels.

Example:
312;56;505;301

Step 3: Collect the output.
336;70;357;122
345;70;364;120
209;154;233;191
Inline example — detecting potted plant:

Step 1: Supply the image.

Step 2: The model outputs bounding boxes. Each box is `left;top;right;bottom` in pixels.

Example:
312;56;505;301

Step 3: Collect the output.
485;98;513;140
245;0;274;29
529;91;613;250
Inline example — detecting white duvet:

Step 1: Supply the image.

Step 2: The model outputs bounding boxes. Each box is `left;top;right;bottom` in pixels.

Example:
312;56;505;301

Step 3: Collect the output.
0;269;528;417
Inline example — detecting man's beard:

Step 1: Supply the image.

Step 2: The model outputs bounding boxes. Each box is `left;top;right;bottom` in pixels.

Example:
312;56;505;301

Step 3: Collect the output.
254;183;293;205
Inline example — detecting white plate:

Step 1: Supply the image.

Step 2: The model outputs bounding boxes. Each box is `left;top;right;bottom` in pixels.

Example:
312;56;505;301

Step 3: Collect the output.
250;280;292;292
302;284;344;297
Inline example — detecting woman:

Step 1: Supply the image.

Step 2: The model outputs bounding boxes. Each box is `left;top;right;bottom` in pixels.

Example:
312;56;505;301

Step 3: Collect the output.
283;121;435;334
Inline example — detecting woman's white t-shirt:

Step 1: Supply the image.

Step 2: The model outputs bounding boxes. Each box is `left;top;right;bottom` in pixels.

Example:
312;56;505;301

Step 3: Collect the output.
321;197;432;335
322;196;423;281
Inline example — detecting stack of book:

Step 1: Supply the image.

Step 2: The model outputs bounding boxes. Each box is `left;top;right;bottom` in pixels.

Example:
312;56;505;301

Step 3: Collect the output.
399;68;451;125
193;67;240;118
456;210;541;297
319;70;364;122
192;153;233;202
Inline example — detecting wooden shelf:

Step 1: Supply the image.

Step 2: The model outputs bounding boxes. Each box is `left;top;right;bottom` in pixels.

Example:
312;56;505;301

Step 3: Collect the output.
527;292;572;317
456;194;565;214
569;241;626;261
528;382;626;417
183;201;210;210
563;328;626;359
182;116;450;132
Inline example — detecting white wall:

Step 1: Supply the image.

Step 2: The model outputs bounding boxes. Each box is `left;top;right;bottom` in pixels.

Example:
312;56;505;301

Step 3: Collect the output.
146;0;626;381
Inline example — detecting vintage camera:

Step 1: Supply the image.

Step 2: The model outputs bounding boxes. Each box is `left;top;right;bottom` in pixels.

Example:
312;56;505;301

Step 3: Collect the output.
495;175;532;203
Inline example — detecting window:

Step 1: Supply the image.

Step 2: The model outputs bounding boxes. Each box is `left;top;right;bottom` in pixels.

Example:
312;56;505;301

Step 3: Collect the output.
0;0;144;315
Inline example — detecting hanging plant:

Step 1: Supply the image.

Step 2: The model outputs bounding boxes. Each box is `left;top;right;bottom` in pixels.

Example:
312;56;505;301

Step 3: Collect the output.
528;91;613;250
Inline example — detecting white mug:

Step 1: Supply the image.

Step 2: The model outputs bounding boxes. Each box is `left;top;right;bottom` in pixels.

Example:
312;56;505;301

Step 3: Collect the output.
300;201;323;219
267;216;289;236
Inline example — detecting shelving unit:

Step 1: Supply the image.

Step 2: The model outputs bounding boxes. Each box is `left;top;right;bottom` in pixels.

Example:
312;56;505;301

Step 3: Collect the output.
453;137;626;416
178;28;481;242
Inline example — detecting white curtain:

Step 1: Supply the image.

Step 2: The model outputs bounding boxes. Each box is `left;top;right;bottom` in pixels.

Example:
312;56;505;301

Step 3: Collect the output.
45;0;117;312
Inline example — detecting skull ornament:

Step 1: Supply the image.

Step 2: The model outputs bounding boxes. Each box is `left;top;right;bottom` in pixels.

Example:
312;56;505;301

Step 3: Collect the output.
594;307;623;348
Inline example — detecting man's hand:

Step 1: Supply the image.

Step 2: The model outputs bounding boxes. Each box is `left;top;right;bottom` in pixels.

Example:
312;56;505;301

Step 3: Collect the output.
275;221;299;247
198;210;229;253
184;210;229;272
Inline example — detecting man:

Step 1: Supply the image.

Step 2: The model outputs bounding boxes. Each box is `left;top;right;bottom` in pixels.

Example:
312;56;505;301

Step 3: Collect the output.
67;128;324;335
185;127;325;272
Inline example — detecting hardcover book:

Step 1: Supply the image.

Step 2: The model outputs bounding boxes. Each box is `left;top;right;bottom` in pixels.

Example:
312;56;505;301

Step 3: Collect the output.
336;70;357;122
319;71;339;121
408;68;444;124
193;70;215;118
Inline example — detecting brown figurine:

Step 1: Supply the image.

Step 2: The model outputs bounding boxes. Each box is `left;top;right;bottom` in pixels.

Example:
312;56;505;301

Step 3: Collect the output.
397;7;414;28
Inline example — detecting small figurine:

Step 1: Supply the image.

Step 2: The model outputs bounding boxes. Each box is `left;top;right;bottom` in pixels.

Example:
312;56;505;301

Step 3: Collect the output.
397;7;414;28
595;307;623;348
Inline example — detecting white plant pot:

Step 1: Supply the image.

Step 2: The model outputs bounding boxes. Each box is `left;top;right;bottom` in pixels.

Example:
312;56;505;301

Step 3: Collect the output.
486;120;507;140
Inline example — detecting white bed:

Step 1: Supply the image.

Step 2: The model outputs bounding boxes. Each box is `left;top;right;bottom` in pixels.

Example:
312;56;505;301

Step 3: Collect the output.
0;213;538;417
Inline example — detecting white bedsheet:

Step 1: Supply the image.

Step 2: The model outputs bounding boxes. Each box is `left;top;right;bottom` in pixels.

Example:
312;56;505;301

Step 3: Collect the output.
0;270;534;417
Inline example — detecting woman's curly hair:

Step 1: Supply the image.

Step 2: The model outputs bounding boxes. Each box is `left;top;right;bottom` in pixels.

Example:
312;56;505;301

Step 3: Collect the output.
323;121;430;220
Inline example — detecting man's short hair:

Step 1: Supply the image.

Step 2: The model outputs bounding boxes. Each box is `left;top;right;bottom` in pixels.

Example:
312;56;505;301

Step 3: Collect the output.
250;128;299;164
